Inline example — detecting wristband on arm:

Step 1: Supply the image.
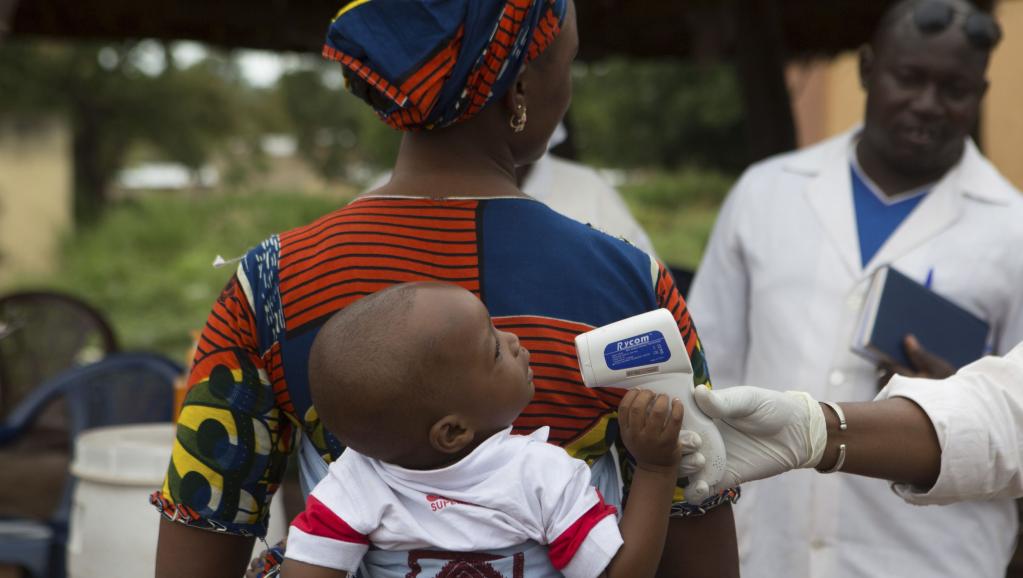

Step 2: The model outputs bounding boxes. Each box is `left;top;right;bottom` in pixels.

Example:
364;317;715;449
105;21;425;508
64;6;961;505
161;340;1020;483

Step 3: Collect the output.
816;401;847;474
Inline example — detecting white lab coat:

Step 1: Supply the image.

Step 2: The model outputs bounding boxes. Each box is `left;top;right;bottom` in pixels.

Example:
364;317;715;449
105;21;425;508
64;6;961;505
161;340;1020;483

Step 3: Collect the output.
523;154;658;258
881;342;1023;506
688;129;1023;578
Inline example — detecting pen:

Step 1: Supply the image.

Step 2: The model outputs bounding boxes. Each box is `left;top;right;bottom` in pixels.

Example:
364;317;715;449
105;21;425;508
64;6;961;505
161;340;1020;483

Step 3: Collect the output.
924;268;934;289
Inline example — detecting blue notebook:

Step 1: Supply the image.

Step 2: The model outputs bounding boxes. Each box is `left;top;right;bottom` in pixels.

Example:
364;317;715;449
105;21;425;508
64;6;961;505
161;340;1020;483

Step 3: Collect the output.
852;266;990;369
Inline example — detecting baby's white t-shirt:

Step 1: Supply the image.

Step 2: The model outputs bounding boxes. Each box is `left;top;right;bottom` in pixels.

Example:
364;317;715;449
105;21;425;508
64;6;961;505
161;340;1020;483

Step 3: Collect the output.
286;427;622;578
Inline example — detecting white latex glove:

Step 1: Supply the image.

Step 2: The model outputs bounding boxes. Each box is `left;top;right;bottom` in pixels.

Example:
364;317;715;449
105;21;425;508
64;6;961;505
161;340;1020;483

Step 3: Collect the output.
677;430;705;477
693;384;827;495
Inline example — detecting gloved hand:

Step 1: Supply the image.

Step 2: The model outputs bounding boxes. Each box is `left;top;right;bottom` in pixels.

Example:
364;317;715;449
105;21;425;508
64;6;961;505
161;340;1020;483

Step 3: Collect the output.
677;429;705;477
693;384;828;495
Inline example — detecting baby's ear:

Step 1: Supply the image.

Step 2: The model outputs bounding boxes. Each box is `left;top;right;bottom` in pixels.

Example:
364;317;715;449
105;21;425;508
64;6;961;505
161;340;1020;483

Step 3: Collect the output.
430;415;475;454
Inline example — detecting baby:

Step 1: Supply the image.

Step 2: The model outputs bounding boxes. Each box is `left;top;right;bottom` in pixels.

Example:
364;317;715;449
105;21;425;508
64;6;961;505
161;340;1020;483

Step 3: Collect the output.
282;282;686;578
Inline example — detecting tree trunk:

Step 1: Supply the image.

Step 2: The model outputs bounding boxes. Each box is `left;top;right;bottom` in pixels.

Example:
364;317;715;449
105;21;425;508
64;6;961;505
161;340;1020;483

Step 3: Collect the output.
71;107;111;223
731;0;797;163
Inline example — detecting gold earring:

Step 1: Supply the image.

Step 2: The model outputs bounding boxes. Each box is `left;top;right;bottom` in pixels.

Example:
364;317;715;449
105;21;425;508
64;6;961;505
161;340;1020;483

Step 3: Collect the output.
510;105;527;133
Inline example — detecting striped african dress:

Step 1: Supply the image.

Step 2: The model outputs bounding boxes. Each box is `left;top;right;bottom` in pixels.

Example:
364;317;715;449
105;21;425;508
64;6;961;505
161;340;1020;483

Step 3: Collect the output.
151;196;715;537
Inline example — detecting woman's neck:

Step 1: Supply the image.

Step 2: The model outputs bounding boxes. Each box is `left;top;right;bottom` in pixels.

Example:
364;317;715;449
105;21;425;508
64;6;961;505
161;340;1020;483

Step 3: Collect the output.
368;117;530;200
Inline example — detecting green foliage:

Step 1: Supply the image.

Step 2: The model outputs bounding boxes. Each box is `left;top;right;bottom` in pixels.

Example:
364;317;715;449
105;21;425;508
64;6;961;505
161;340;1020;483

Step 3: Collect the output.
618;168;733;269
0;43;67;115
0;40;251;222
618;167;735;209
9;192;348;358
0;41;745;223
634;203;720;271
143;61;243;171
276;65;401;180
571;58;748;172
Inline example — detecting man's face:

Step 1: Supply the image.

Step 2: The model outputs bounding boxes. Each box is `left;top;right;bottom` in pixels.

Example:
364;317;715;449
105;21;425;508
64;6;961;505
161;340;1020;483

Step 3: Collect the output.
860;24;989;178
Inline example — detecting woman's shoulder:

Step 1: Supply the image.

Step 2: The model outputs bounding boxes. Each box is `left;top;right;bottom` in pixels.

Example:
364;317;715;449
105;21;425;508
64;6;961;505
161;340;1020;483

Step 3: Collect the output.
477;198;659;324
483;197;647;254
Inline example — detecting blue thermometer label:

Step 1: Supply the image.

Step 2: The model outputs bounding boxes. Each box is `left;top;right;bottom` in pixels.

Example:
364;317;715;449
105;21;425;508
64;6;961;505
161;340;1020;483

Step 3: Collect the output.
604;330;671;370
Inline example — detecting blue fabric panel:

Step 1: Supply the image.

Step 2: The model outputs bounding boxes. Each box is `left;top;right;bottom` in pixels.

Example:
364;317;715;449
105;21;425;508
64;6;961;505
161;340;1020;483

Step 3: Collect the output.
479;199;658;327
242;236;285;355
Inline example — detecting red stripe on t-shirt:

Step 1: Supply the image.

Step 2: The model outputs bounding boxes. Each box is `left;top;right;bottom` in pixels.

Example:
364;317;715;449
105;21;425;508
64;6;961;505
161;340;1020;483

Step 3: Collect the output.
291;495;369;545
547;492;618;570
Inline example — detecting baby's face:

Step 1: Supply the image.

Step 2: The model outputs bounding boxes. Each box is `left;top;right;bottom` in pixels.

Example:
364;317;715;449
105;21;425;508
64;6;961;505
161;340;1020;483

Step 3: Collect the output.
430;287;534;432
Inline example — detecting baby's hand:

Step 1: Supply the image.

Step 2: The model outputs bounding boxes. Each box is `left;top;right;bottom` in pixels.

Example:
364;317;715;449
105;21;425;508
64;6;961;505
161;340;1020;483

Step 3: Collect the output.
618;389;684;475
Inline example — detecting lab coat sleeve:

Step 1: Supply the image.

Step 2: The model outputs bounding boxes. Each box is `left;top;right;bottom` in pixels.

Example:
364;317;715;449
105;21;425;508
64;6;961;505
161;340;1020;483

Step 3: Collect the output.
879;342;1023;504
594;183;659;258
686;173;755;387
995;246;1023;355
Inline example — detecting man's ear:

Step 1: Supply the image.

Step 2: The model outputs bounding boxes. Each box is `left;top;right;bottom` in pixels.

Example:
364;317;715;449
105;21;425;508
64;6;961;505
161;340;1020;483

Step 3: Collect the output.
859;44;875;90
429;415;476;454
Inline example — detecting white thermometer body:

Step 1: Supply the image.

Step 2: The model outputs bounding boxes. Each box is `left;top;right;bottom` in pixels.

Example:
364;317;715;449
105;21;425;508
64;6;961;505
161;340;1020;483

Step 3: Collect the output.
575;309;725;500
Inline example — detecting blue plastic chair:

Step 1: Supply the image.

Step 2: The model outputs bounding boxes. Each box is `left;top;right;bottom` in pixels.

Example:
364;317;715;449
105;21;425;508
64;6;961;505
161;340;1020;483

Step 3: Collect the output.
0;352;183;578
0;291;119;421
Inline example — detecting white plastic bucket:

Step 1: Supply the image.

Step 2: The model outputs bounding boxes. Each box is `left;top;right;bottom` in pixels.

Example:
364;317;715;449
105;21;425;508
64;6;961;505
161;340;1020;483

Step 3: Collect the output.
67;423;288;578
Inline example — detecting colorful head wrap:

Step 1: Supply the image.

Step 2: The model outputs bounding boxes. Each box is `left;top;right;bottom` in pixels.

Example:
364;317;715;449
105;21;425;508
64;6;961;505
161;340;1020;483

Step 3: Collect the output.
323;0;568;131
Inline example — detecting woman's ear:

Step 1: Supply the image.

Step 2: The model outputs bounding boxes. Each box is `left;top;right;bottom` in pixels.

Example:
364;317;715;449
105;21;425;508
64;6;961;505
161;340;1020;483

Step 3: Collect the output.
503;69;529;115
429;415;476;454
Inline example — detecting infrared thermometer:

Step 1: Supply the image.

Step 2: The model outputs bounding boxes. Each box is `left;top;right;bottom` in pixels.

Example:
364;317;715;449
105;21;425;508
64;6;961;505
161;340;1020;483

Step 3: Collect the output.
575;309;725;502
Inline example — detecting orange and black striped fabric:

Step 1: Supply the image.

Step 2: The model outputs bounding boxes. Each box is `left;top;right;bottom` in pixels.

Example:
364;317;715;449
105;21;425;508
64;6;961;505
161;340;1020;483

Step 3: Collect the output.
322;0;566;130
153;197;713;537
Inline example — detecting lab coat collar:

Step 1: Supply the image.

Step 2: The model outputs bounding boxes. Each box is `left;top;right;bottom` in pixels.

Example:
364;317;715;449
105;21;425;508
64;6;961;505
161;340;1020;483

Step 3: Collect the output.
784;128;1014;203
784;128;1014;278
955;138;1018;205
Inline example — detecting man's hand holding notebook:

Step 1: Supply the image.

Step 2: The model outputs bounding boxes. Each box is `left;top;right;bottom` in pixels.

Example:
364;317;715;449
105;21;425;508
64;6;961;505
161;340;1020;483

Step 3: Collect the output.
852;266;990;386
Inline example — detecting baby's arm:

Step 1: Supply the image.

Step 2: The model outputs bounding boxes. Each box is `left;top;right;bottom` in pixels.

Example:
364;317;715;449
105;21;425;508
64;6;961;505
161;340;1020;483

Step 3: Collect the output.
280;559;347;578
603;390;684;578
281;476;371;578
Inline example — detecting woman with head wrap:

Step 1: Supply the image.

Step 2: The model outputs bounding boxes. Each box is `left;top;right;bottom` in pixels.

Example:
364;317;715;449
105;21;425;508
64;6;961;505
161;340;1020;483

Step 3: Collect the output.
152;2;739;577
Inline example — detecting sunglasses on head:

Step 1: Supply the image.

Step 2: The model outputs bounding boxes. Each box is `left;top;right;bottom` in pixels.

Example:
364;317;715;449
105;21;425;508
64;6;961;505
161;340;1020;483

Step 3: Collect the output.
912;0;1002;51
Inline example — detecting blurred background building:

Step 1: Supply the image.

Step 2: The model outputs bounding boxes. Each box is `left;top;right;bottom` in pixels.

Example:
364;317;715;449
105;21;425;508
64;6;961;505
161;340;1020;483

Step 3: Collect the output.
0;118;71;280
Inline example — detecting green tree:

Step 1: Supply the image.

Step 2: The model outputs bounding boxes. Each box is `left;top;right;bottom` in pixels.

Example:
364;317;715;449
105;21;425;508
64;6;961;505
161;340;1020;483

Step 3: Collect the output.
0;40;246;222
276;65;400;180
571;58;748;172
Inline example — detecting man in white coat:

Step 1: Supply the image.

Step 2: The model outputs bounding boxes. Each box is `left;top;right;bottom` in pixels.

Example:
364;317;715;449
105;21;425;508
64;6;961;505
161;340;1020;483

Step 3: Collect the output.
687;1;1023;576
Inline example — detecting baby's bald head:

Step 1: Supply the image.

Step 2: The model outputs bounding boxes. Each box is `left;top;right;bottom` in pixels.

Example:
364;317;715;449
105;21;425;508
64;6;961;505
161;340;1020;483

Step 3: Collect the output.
308;283;462;461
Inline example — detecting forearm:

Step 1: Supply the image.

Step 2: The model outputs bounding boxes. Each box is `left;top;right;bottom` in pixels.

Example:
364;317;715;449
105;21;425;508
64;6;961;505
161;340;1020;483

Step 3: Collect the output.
655;504;738;578
155;518;255;578
816;398;940;488
879;352;1023;503
605;467;676;578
